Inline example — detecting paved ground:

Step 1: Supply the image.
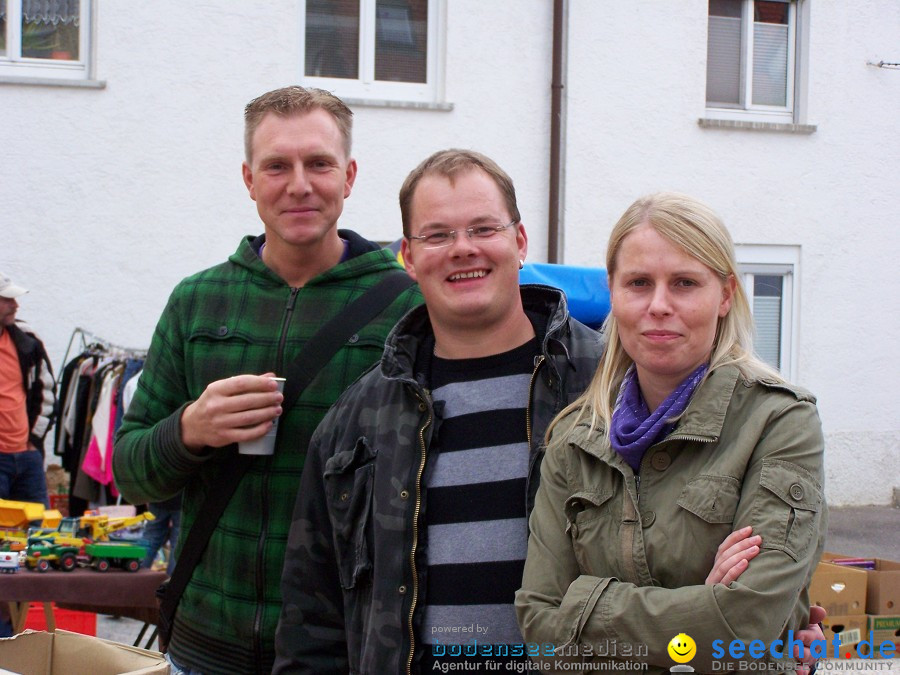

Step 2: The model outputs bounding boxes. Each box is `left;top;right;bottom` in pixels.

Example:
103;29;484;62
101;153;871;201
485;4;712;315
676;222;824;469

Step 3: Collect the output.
93;505;900;670
825;504;900;561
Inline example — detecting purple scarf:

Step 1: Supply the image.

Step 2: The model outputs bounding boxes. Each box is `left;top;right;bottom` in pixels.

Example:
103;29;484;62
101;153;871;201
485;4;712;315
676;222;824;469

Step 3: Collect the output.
610;363;708;472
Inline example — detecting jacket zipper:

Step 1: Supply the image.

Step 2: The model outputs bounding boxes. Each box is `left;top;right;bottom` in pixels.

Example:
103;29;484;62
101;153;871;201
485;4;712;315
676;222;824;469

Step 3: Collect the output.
406;391;433;675
275;288;300;374
524;356;546;517
525;355;545;450
525;354;544;452
252;287;299;669
253;458;270;672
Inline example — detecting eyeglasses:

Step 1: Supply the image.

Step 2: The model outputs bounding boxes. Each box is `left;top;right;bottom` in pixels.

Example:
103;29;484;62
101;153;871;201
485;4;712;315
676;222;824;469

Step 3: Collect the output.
407;221;518;249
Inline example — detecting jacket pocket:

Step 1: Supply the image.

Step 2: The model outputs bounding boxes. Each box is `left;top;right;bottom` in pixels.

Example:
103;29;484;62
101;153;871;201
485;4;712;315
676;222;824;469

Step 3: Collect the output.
187;322;255;345
753;459;822;562
677;475;741;524
185;323;255;387
565;490;614;576
324;437;376;590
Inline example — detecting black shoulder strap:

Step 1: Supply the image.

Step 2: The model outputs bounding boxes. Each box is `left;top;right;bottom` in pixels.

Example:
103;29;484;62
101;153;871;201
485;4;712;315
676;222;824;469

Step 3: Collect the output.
158;270;415;648
280;271;414;411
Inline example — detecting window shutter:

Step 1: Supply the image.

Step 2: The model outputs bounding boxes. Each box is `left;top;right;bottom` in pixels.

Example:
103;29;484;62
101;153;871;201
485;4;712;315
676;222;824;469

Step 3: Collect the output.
752;21;789;105
706;16;742;105
753;296;782;368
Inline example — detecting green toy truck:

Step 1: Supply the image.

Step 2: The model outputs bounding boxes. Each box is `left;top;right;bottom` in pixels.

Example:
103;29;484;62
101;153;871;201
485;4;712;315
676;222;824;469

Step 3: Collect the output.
84;541;146;572
24;540;80;572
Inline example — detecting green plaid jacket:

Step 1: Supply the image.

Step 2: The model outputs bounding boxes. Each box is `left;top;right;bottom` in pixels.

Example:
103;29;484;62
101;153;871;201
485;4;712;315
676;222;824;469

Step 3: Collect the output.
113;231;422;674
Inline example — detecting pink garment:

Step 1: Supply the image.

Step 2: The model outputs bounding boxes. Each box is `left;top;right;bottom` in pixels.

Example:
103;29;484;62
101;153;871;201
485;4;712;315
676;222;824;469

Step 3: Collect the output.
80;392;119;496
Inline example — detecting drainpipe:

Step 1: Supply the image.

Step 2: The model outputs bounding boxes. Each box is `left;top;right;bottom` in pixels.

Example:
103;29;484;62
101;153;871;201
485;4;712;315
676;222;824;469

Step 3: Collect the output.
547;0;567;264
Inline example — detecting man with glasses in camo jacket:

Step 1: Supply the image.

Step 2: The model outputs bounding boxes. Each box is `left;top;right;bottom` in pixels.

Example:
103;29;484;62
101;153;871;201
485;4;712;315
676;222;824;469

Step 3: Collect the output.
274;149;603;673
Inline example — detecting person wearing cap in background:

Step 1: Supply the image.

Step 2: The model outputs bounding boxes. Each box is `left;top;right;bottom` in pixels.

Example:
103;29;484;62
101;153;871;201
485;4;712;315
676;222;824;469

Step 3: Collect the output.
0;271;55;508
0;271;55;638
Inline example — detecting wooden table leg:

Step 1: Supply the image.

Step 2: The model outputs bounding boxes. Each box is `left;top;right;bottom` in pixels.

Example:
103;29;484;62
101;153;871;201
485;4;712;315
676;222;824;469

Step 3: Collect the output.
8;600;28;634
7;601;56;633
42;602;55;631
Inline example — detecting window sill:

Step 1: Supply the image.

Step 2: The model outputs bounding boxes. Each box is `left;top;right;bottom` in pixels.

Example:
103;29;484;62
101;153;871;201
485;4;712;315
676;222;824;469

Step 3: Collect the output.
698;118;816;134
0;75;106;89
343;97;453;112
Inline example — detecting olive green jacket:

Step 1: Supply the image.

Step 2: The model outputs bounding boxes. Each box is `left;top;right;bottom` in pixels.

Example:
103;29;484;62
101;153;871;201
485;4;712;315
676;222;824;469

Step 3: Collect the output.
516;365;827;675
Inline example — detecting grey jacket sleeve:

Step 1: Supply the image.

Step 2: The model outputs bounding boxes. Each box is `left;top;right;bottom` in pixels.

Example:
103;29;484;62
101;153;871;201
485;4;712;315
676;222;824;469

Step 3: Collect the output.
31;343;56;446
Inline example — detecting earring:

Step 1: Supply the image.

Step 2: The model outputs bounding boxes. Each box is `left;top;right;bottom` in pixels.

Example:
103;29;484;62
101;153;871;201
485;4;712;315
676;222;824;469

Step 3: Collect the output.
518;259;525;270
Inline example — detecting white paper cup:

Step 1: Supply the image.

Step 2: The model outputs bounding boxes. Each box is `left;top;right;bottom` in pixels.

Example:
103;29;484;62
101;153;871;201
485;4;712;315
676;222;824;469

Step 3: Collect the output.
238;377;286;456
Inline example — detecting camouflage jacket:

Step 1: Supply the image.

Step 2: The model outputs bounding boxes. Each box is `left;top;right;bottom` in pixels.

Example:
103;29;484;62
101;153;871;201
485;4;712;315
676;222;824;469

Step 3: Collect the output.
274;285;604;675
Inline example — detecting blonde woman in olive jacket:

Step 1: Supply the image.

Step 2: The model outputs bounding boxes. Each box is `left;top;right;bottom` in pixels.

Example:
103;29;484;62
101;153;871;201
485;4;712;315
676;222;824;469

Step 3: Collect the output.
516;193;826;675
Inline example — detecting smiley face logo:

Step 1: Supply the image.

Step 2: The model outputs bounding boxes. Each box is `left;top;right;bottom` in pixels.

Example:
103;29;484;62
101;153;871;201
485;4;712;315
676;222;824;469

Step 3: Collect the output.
667;633;697;664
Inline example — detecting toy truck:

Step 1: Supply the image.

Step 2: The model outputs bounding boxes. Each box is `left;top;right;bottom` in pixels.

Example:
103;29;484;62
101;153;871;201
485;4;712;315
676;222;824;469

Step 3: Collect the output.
0;498;63;551
0;549;19;573
24;540;80;572
84;541;146;572
30;510;154;545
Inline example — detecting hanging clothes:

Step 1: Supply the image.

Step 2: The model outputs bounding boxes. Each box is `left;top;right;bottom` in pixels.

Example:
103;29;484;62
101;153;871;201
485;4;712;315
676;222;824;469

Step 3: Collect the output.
53;329;145;515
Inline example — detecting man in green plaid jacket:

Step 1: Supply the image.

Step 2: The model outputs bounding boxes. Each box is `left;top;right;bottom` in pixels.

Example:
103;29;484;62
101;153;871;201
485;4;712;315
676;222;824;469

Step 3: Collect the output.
113;86;421;674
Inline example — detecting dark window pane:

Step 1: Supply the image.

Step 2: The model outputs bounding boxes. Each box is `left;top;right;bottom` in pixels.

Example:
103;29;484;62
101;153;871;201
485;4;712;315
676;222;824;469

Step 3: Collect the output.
755;0;788;24
1;0;7;56
375;0;427;83
21;0;80;60
754;274;783;297
305;0;359;79
710;0;741;19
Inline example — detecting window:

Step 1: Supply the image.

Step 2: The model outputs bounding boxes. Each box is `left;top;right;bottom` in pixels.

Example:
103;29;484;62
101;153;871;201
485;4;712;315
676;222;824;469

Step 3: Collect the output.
706;0;803;123
0;0;91;81
301;0;443;104
736;245;800;379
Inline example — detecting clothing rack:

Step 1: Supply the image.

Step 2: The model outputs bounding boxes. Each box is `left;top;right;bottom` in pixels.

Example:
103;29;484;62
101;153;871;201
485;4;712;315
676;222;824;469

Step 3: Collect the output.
61;326;148;371
55;328;149;514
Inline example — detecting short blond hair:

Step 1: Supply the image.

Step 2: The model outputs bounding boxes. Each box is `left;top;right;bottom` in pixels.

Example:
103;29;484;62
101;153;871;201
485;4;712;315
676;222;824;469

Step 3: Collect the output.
398;149;521;238
244;85;353;162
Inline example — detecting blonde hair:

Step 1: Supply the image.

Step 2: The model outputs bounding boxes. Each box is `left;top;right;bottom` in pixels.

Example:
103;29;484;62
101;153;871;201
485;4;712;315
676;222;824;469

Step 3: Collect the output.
547;192;783;446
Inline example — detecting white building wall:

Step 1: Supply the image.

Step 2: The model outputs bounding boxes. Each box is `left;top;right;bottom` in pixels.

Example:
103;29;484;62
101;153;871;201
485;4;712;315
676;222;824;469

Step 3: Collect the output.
3;0;553;364
563;1;900;505
3;1;897;504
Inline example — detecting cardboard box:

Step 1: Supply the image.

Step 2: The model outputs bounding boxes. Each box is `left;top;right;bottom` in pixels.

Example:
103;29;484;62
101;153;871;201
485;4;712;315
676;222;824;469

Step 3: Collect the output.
810;560;867;616
857;614;900;659
822;552;900;615
0;629;167;675
821;613;867;658
866;559;900;615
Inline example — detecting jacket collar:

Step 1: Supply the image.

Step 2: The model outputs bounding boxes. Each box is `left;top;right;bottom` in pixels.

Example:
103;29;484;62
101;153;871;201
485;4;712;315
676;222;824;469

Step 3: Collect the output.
380;284;574;384
667;365;740;440
568;365;742;460
229;230;396;287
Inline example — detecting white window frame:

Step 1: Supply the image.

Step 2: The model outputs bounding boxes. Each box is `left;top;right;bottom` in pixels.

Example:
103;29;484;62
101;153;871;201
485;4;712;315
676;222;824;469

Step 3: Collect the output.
705;0;806;124
735;244;800;380
299;0;444;105
0;0;93;81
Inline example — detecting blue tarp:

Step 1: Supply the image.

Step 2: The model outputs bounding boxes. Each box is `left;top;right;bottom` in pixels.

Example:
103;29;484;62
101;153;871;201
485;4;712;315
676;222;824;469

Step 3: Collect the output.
519;263;609;329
